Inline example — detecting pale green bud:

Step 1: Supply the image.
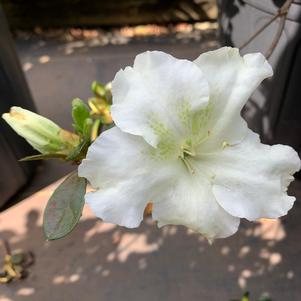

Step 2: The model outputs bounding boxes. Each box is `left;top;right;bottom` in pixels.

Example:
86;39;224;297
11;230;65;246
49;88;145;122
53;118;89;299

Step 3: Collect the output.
2;107;80;155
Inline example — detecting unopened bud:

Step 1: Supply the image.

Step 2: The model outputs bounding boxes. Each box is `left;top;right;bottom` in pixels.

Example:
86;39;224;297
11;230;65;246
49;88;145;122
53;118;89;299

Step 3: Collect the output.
2;107;79;155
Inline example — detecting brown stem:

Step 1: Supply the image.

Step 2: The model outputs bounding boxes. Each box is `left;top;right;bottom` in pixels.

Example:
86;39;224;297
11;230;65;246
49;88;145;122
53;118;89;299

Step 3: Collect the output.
239;0;294;58
239;14;279;50
265;0;294;58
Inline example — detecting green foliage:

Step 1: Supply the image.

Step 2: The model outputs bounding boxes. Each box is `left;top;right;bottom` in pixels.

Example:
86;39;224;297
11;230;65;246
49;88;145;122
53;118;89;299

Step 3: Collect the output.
3;80;113;241
16;81;113;165
71;98;91;135
88;83;112;125
43;172;87;240
91;81;112;104
69;102;93;162
41;82;113;240
82;118;93;139
91;81;106;98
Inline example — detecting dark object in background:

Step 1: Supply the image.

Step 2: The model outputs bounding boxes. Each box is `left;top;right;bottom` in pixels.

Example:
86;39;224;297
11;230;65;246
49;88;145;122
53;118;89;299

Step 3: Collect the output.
2;0;216;29
0;5;37;207
218;0;301;154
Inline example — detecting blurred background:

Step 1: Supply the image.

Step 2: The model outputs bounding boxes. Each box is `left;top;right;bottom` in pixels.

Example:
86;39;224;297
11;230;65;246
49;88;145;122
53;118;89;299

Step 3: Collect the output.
0;1;301;300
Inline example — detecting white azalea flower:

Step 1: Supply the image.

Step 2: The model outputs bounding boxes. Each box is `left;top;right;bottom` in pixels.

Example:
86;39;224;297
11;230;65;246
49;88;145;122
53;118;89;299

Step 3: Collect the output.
79;47;300;240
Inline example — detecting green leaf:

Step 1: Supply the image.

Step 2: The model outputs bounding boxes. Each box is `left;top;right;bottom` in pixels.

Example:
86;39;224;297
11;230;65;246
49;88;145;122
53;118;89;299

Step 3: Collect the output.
71;98;90;134
19;153;66;161
82;118;93;140
91;81;106;98
43;171;87;240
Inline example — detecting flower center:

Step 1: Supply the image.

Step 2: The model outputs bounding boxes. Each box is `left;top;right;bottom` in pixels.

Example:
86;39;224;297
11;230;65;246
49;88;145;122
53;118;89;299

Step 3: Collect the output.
179;142;196;175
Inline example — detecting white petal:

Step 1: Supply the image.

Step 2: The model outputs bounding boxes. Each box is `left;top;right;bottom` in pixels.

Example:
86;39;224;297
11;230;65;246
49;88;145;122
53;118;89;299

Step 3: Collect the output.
111;51;209;147
79;126;154;188
152;173;240;240
194;47;273;149
78;126;176;227
201;130;301;220
84;176;150;228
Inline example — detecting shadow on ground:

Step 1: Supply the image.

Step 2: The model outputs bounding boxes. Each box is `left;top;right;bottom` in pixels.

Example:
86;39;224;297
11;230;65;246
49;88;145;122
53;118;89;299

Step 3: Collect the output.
1;198;301;301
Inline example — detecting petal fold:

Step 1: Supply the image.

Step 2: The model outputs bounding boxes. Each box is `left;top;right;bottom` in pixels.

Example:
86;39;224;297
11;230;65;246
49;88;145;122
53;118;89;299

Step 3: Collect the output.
84;177;151;228
78;127;176;227
152;173;240;240
111;51;209;147
194;47;273;150
201;130;301;220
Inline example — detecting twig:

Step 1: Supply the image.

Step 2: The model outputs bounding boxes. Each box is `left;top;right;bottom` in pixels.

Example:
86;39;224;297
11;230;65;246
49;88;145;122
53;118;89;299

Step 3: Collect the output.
239;0;294;58
1;239;10;256
239;14;279;50
265;0;293;58
265;15;286;58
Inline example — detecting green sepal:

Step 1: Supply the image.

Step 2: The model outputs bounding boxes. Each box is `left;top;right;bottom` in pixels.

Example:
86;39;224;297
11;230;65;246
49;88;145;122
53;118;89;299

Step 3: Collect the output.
19;153;67;161
66;138;90;162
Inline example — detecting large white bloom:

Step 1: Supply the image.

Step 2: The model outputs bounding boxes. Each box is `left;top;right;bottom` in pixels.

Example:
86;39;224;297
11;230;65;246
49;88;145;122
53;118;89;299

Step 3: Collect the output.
79;47;300;240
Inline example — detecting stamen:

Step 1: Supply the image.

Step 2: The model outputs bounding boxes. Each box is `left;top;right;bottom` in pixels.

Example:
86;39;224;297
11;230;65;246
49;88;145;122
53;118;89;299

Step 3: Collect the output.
180;156;196;175
183;148;196;157
222;141;229;149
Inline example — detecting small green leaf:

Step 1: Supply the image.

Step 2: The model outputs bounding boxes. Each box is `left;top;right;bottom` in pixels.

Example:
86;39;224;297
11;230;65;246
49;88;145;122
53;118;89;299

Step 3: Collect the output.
91;81;106;98
72;98;90;134
82;118;93;140
43;171;87;240
19;153;66;161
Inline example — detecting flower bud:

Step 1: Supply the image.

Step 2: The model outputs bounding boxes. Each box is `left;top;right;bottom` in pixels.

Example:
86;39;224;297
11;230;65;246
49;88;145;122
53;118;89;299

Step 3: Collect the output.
2;107;79;155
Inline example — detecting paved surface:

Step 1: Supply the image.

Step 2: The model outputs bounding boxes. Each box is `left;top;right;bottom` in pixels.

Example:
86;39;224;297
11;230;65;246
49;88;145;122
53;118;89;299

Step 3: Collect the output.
1;180;301;301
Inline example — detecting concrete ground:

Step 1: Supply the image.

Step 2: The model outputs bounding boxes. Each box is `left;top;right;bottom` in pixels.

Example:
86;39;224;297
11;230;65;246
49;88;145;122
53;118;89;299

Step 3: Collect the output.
1;26;301;300
1;179;301;301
